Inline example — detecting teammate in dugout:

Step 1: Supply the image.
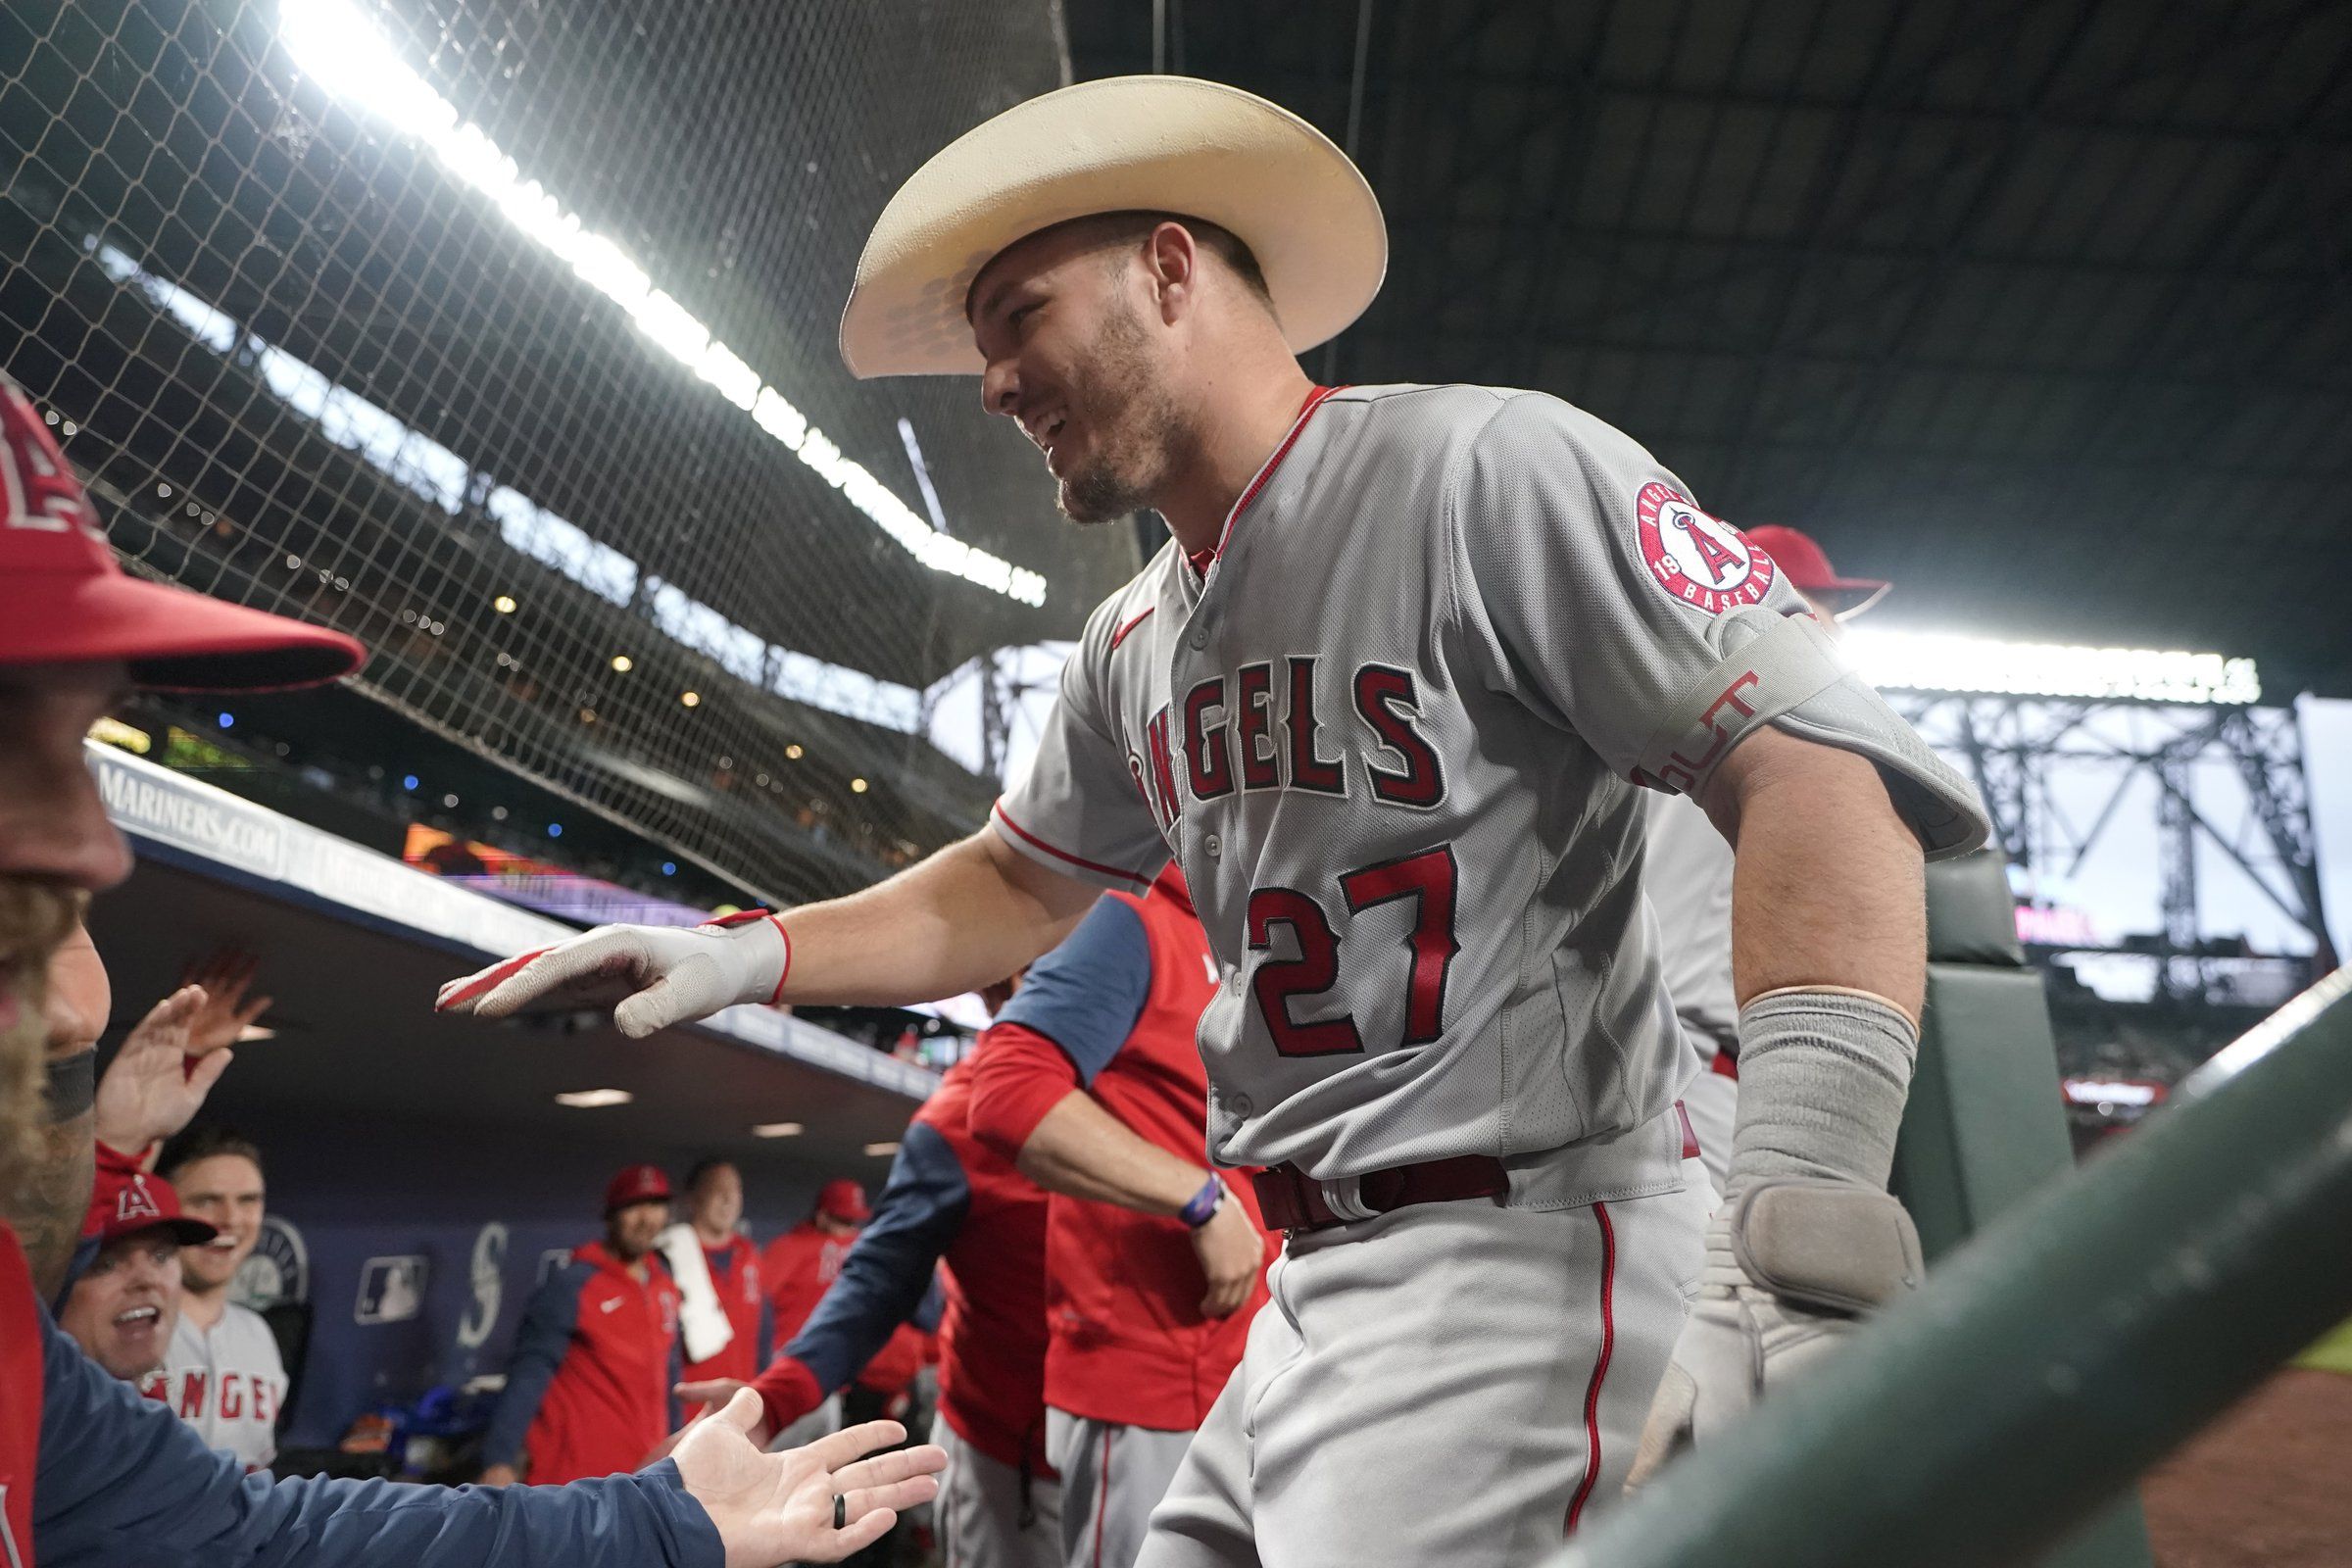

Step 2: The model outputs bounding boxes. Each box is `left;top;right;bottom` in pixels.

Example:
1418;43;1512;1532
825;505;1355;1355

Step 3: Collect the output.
962;867;1281;1568
659;1159;769;1395
0;371;942;1568
60;1169;218;1386
439;75;1988;1566
479;1162;685;1487
675;1019;1061;1568
1645;525;1891;1195
154;1127;290;1472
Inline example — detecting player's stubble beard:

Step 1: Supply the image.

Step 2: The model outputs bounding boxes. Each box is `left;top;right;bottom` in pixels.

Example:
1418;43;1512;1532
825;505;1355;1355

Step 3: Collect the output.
0;876;87;1194
1055;294;1200;527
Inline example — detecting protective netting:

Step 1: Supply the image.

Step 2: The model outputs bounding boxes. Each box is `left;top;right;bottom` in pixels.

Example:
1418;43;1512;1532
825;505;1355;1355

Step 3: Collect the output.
3;0;1137;903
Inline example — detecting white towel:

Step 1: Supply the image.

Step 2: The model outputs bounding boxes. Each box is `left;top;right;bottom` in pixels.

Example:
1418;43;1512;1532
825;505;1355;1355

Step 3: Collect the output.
658;1223;735;1365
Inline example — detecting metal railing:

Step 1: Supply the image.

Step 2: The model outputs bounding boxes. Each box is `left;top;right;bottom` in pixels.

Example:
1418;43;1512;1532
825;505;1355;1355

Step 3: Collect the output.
1556;964;2352;1568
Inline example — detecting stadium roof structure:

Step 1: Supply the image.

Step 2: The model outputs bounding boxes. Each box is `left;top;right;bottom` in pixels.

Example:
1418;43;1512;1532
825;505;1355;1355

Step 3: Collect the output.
1070;0;2352;697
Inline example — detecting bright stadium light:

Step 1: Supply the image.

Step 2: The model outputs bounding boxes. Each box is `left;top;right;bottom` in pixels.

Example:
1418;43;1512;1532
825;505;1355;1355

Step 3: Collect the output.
276;0;1049;609
554;1088;633;1108
1842;629;2261;707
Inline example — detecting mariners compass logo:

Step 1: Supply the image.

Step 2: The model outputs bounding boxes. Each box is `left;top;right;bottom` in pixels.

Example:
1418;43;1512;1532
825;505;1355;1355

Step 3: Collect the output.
1635;483;1778;614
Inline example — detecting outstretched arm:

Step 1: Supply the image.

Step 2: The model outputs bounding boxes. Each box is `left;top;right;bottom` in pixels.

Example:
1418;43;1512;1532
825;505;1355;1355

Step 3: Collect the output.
439;831;1097;1038
33;1293;939;1568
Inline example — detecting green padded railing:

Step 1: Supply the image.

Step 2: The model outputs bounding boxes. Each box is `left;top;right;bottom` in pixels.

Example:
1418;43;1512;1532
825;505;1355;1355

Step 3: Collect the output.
1555;962;2352;1568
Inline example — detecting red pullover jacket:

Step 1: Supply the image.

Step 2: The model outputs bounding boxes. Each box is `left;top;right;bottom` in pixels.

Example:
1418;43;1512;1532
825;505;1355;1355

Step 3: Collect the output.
967;870;1280;1432
753;1058;1053;1473
483;1240;681;1484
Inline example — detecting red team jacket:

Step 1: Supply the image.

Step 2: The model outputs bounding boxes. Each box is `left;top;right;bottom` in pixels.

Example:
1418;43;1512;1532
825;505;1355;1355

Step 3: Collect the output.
2;1229;35;1566
482;1241;681;1485
753;1058;1053;1473
678;1233;764;1386
968;870;1279;1432
761;1222;857;1346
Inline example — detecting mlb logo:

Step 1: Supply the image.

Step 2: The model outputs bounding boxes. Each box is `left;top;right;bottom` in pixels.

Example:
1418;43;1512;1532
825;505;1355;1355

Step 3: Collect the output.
354;1255;429;1325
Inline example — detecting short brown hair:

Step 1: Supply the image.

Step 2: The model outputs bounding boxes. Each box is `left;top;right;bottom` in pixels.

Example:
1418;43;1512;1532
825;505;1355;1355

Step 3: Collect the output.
160;1124;263;1183
1018;210;1274;305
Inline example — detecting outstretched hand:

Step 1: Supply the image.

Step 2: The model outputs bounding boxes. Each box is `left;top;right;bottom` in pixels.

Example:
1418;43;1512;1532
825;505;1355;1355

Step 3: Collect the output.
178;950;272;1055
435;917;788;1039
670;1391;943;1568
94;985;234;1155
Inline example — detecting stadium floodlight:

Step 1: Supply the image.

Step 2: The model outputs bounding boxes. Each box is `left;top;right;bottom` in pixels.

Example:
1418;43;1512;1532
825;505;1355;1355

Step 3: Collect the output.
1841;629;2261;707
553;1088;633;1108
276;0;1048;609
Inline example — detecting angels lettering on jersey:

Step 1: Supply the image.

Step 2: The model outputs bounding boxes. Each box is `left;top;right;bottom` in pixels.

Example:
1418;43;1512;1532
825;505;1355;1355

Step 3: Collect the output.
1126;656;1446;834
140;1367;279;1446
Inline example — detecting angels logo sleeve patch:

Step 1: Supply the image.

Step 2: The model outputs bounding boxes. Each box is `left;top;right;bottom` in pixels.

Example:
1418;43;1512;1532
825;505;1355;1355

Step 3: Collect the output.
1634;483;1779;615
1449;390;1808;782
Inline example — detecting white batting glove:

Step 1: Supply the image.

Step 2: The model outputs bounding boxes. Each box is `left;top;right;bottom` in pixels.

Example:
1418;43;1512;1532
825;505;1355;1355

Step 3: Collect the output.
435;910;790;1039
1626;1178;1922;1490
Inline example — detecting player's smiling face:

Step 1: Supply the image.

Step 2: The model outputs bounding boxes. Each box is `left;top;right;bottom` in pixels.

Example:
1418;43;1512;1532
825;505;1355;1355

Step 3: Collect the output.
60;1230;182;1381
970;218;1199;526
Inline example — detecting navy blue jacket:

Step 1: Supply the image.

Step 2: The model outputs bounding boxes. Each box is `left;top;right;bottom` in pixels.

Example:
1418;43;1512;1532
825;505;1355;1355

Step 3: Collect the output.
32;1300;721;1567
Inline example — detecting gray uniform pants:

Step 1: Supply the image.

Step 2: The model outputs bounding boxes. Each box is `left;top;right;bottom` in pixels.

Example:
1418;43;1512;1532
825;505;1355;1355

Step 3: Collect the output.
1137;1157;1709;1567
1048;1407;1198;1568
936;1415;1062;1568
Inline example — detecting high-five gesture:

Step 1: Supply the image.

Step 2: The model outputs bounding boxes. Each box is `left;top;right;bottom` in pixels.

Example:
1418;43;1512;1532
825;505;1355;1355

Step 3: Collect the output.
436;914;789;1040
669;1394;942;1567
178;949;273;1055
93;984;235;1157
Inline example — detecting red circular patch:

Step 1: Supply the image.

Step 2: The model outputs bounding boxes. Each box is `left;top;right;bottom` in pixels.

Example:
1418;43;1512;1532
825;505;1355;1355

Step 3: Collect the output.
1635;483;1778;615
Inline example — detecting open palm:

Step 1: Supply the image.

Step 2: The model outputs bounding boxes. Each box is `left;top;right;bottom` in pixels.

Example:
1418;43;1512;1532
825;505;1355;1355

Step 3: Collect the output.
94;985;234;1155
670;1392;944;1568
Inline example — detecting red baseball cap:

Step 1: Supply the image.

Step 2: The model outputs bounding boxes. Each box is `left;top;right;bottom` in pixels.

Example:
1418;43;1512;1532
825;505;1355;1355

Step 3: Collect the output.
85;1168;219;1250
0;375;366;691
816;1178;872;1224
605;1163;672;1213
1741;525;1889;618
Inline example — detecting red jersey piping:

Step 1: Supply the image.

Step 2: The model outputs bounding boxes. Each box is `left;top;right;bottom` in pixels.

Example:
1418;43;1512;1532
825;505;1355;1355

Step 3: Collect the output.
1187;383;1345;576
990;802;1152;887
1563;1201;1618;1535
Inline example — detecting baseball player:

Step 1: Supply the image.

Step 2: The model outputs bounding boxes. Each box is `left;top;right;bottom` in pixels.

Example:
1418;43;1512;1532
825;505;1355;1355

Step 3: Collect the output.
963;868;1280;1568
153;1125;291;1471
759;1177;871;1445
0;369;942;1566
1646;526;1889;1193
60;1169;218;1384
679;1046;1059;1568
479;1163;685;1486
662;1158;769;1391
439;76;1986;1564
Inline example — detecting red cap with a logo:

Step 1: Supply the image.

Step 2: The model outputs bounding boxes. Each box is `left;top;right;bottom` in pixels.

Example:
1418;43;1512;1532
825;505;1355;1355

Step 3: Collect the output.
0;374;365;690
816;1178;872;1224
1740;525;1889;618
85;1167;220;1250
605;1163;673;1213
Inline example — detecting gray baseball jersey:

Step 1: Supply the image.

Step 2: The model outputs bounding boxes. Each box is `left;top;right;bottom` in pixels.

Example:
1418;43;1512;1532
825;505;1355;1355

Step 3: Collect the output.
1643;792;1738;1055
143;1301;288;1471
993;383;1984;1179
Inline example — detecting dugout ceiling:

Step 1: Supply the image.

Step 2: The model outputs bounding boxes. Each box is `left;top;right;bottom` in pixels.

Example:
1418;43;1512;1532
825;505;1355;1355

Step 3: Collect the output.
1070;0;2352;698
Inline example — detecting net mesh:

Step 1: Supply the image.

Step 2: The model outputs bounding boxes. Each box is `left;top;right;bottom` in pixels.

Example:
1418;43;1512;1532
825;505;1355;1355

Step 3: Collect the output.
3;0;1134;903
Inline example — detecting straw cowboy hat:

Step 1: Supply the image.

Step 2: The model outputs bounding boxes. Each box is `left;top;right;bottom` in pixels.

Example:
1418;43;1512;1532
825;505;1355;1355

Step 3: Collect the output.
840;75;1388;378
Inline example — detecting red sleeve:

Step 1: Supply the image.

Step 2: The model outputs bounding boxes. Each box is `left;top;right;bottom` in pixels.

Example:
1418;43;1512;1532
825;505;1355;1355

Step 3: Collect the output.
748;1354;824;1438
964;1023;1085;1161
81;1144;149;1238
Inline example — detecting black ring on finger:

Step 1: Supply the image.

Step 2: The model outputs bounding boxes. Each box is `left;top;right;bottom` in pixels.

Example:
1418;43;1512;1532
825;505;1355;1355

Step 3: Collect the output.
833;1494;847;1530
